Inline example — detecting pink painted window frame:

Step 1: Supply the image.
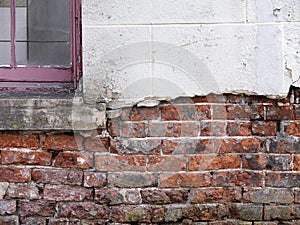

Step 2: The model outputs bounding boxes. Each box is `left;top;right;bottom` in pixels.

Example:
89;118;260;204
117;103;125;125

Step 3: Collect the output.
0;0;81;90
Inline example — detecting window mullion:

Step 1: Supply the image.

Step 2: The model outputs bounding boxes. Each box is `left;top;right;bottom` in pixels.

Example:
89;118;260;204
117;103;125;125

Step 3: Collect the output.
10;0;16;67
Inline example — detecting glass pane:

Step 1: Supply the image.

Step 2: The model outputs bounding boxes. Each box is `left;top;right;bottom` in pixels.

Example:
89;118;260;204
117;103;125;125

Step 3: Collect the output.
0;0;10;65
15;0;71;66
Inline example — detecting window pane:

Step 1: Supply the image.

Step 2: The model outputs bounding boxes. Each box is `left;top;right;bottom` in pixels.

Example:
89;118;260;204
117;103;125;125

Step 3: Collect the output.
15;0;71;66
0;0;10;65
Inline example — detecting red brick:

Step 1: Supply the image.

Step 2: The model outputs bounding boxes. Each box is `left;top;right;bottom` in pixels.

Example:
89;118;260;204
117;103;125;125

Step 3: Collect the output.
219;138;262;153
44;185;92;201
141;190;188;204
189;154;240;171
0;167;31;183
40;134;83;151
265;172;300;187
148;156;187;172
173;122;199;137
95;189;141;205
1;150;52;166
227;122;251;136
0;216;19;225
32;169;82;185
84;172;106;188
54;152;93;169
228;204;263;220
110;138;161;155
266;154;292;171
212;171;263;187
242;154;266;170
266;105;295;120
252;121;278;136
181;205;220;221
111;206;157;223
84;137;109;152
201;121;226;136
195;105;212;120
56;203;110;219
148;122;174;137
264;205;300;220
121;122;147;138
0;133;39;149
108;173;157;188
226;105;264;120
159;173;211;188
108;119;121;137
243;188;293;203
190;187;242;204
95;155;146;172
0;200;16;215
162;139;205;155
121;106;159;121
6;183;40;200
284;122;300;136
19;200;55;217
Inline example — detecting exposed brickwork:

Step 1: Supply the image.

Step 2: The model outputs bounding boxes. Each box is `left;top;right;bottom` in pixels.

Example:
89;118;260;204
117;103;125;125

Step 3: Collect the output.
3;88;300;223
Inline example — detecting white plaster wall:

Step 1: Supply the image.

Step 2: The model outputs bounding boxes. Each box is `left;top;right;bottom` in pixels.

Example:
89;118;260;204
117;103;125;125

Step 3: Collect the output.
82;0;300;104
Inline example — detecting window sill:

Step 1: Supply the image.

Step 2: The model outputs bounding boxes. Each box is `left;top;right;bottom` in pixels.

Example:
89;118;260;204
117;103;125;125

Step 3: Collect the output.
0;92;106;130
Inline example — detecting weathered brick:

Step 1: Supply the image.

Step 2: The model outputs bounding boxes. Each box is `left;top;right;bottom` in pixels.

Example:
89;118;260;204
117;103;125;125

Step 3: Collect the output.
181;205;220;221
108;173;157;188
284;121;300;136
48;218;80;225
0;200;16;215
84;172;107;188
148;122;173;137
84;137;109;152
227;122;251;136
0;167;31;183
201;121;226;136
1;150;52;166
56;203;110;219
121;106;158;121
121;122;147;138
20;217;47;225
243;188;294;203
32;169;83;185
110;138;161;155
161;105;199;121
108;120;121;137
265;172;300;187
148;156;187;172
44;185;92;201
6;183;40;200
190;188;242;204
228;204;263;220
294;189;300;203
267;139;300;153
173;122;199;137
293;155;300;171
266;154;292;170
252;121;277;136
264;205;300;220
212;171;263;187
0;216;19;225
219;138;262;153
54;152;93;169
226;105;264;120
266;106;295;120
95;189;141;205
195;105;212;120
40;134;83;151
95;155;146;172
0;182;9;199
19;200;55;217
159;173;211;188
111;206;160;223
141;189;188;204
189;154;240;171
0;133;39;149
242;154;266;170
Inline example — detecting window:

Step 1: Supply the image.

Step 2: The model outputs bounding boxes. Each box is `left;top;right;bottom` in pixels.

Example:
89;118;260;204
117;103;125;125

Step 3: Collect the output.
0;0;81;91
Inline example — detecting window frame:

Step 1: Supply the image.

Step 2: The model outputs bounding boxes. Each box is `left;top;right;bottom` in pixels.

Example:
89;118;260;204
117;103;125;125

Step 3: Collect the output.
0;0;81;91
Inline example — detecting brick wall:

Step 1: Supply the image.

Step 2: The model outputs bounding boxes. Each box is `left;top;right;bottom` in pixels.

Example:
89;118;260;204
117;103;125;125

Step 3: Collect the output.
1;87;300;224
